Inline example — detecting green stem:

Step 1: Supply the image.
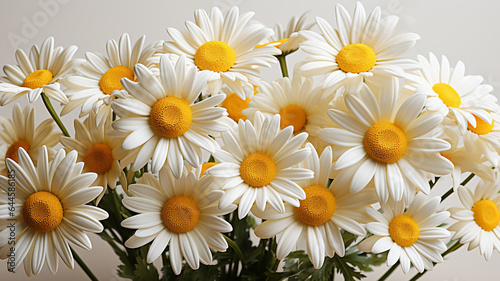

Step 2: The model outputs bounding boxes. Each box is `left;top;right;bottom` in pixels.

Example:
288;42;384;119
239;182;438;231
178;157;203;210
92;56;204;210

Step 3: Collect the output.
71;247;99;281
277;55;289;78
41;93;70;137
461;173;475;186
109;188;123;221
409;241;463;281
223;234;246;263
99;230;122;253
378;261;399;281
441;173;475;202
429;177;440;188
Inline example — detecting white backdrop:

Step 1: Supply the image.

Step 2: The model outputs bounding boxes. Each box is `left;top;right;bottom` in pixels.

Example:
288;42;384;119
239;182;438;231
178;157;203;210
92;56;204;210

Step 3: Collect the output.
0;0;499;280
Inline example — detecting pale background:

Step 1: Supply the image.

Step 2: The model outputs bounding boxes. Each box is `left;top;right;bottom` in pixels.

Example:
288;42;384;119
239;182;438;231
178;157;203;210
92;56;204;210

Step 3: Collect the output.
0;0;499;280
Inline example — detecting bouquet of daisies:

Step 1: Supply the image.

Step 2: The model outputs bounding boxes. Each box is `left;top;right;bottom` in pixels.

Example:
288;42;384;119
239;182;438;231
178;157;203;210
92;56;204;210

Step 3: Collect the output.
1;2;499;280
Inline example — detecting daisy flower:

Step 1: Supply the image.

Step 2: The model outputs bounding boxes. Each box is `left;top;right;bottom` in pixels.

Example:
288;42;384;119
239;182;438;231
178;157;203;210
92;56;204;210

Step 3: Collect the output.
61;33;162;121
256;10;315;55
0;146;108;275
164;6;280;99
205;112;313;219
462;112;500;167
406;53;498;133
299;2;420;91
0;104;61;176
441;128;495;190
60;111;136;203
242;76;334;147
121;167;236;275
359;193;450;273
0;37;82;105
448;179;500;260
253;144;376;269
112;55;231;176
318;79;453;203
219;85;259;123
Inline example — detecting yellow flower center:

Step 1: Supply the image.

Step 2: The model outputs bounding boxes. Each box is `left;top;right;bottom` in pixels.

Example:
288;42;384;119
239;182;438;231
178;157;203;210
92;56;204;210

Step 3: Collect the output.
22;70;53;89
467;114;494;135
194;41;236;72
84;143;114;174
200;162;218;177
280;105;307;133
222;93;251;122
389;215;419;247
364;122;407;164
256;38;290;49
5;140;30;163
294;185;336;226
99;66;134;95
149;96;192;138
472;199;500;231
432;83;461;108
336;43;377;73
240;153;276;187
23;191;63;233
161;195;200;233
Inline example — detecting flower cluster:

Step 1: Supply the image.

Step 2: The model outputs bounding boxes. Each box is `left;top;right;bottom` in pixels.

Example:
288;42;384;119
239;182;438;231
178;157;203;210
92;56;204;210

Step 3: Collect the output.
0;2;499;280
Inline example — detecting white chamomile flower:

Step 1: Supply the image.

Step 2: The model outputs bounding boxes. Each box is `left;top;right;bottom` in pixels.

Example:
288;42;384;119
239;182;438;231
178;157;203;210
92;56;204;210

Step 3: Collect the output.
359;193;450;273
205;112;313;219
0;104;61;176
319;79;453;203
0;146;108;276
253;144;376;269
406;53;498;133
60;111;137;203
462;112;500;167
219;85;258;123
62;33;162;121
448;179;500;260
121;167;236;275
299;2;420;91
243;76;334;148
0;37;82;105
112;55;231;176
164;6;280;99
257;10;315;55
441;128;495;190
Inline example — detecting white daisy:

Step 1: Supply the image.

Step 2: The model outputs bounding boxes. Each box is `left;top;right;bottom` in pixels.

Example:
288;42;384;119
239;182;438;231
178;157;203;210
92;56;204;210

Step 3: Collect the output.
242;76;334;147
256;10;315;55
121;167;236;275
448;179;500;260
405;53;498;133
253;144;376;269
441;128;495;190
219;85;258;123
111;55;231;176
0;37;82;105
299;2;420;91
60;110;137;203
462;112;500;167
164;6;280;99
318;79;453;203
61;33;162;121
0;146;108;276
205;112;313;219
359;193;450;273
0;104;61;176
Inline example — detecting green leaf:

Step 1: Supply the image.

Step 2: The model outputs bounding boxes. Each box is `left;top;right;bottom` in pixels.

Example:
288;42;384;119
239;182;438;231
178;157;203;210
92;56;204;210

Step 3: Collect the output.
133;247;159;281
